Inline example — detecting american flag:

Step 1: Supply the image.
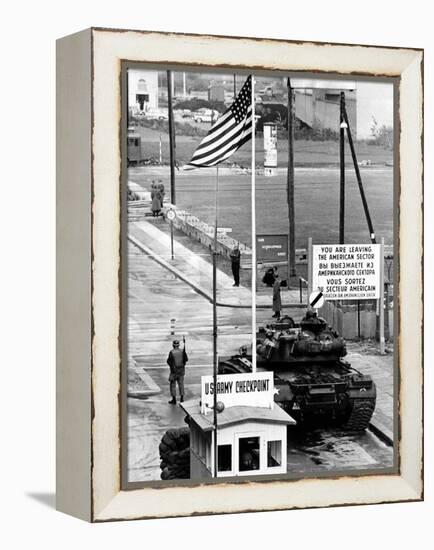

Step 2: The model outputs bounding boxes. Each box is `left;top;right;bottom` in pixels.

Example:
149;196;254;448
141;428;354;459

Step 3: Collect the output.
184;76;253;169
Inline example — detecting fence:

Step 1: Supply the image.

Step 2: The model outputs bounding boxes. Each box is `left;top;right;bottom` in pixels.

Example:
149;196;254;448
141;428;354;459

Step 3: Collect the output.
319;298;394;341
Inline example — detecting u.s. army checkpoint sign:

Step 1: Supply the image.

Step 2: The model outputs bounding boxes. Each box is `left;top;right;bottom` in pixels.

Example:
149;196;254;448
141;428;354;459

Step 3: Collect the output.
201;372;275;414
312;243;381;300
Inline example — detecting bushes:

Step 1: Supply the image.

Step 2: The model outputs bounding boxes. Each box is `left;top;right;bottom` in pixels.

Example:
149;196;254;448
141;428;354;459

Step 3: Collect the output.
134;117;208;138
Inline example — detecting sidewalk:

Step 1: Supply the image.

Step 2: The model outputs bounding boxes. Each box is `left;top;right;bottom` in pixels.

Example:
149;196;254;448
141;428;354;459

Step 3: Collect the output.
347;342;394;445
129;217;306;309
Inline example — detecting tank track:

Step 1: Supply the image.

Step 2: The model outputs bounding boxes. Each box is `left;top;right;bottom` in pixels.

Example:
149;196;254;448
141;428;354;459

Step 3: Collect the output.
344;398;376;431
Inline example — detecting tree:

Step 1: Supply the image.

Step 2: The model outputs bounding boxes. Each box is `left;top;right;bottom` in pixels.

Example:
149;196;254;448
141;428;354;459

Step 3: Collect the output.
370;116;393;149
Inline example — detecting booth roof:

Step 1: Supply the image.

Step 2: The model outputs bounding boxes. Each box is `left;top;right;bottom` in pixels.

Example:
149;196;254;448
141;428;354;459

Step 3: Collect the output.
180;399;296;432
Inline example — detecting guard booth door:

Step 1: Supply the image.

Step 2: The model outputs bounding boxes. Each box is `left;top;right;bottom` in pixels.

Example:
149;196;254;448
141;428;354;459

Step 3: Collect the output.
234;431;284;476
235;432;263;475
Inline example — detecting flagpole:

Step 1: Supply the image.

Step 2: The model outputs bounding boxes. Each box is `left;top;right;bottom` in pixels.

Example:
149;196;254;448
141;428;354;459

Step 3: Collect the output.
212;165;219;477
251;76;257;373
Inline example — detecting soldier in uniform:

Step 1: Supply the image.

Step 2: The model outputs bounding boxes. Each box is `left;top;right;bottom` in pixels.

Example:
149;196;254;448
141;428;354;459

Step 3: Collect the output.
167;339;188;404
157;180;165;206
229;245;241;287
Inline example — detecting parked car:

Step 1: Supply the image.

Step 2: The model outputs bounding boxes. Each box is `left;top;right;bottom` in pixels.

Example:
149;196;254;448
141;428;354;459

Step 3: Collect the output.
174;108;192;118
193;108;220;123
146;108;169;121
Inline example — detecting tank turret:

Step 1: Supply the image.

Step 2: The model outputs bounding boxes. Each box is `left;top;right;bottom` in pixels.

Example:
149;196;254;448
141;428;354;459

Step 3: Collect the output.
219;309;376;431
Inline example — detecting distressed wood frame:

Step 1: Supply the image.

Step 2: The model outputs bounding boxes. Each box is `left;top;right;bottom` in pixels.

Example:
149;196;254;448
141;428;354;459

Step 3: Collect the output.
56;27;423;522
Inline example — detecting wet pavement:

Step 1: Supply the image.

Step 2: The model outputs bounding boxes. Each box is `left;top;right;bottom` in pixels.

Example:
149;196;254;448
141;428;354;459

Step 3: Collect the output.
127;234;394;482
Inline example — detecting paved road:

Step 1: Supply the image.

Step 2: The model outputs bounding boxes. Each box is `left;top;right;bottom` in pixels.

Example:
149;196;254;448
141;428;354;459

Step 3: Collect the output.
127;241;393;482
129;165;394;248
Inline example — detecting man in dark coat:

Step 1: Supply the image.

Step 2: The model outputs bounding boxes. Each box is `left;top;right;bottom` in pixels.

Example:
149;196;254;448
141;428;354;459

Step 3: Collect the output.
167;339;188;404
230;245;241;287
151;191;161;217
272;274;282;319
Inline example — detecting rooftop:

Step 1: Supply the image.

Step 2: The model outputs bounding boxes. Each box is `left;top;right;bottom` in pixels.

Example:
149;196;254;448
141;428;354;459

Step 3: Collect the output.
180;399;296;432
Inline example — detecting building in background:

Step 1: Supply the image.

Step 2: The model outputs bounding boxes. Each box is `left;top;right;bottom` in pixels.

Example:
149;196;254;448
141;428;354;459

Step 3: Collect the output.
208;82;225;102
128;70;159;113
294;88;357;137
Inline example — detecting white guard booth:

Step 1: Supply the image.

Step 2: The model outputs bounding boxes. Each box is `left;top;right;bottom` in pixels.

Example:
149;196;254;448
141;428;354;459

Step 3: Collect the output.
180;372;296;479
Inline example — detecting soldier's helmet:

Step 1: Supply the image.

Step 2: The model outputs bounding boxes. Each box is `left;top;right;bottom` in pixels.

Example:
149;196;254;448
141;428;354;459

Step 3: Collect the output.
173;340;180;347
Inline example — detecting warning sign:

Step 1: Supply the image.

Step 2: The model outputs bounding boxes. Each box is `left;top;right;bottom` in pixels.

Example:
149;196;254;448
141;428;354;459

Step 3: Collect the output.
309;290;325;309
257;234;288;263
312;244;381;300
263;122;277;176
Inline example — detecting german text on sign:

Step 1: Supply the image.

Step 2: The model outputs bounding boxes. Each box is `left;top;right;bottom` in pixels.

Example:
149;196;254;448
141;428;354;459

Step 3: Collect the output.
312;244;381;300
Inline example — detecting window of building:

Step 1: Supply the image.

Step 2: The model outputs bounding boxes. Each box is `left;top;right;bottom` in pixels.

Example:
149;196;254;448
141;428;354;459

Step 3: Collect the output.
217;444;232;472
136;93;149;111
238;436;260;472
267;440;282;467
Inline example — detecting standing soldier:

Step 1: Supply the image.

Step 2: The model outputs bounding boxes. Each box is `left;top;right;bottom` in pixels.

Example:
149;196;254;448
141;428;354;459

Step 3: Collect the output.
272;273;282;319
230;245;241;287
157;180;165;206
167;339;188;404
151;187;162;217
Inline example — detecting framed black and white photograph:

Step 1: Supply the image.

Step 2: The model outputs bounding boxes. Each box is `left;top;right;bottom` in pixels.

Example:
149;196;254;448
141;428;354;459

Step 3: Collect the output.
56;28;423;522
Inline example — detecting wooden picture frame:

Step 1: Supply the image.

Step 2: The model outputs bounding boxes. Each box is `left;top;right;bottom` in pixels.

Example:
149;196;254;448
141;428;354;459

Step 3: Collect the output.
56;27;423;522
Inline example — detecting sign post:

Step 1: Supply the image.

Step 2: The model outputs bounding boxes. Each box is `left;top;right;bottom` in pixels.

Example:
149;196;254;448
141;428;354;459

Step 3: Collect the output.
307;237;313;304
166;208;176;260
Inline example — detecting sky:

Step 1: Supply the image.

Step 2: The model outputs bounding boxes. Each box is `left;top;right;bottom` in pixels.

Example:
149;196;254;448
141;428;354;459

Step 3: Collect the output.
355;82;394;139
288;77;394;139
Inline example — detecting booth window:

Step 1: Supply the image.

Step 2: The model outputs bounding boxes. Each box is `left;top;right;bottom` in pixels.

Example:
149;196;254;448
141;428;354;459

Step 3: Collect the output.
217;444;232;472
239;437;260;471
267;440;282;467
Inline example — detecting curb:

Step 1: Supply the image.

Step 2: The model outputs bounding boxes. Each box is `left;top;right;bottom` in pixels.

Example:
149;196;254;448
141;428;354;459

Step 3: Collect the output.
368;421;394;447
128;234;306;310
127;390;160;399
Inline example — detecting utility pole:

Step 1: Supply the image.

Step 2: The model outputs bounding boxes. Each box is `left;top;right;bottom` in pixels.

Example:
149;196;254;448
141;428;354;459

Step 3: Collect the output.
342;103;376;244
287;78;296;277
167;70;176;205
339;92;346;244
233;74;236;99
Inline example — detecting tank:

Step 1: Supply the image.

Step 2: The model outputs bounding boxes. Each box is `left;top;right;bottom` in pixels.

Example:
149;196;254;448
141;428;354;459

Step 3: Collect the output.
218;310;376;431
